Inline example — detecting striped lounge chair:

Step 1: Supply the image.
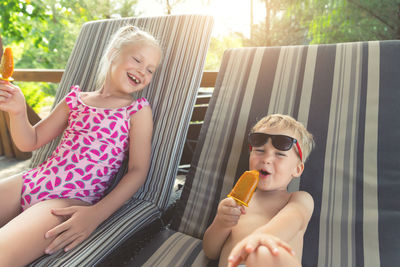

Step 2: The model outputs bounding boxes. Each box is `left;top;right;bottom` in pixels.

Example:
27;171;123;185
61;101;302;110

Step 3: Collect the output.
126;41;400;266
27;15;214;266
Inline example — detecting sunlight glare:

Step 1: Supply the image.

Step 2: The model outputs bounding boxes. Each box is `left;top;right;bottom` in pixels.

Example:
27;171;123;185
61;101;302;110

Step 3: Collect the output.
137;0;265;37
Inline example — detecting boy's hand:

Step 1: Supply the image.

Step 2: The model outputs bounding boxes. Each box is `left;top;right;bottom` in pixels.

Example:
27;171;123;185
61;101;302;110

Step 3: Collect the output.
215;197;245;228
44;205;101;254
227;233;295;267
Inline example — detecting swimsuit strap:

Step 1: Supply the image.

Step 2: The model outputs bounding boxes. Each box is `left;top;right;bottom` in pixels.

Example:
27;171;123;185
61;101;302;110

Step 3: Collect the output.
65;85;81;110
127;97;150;117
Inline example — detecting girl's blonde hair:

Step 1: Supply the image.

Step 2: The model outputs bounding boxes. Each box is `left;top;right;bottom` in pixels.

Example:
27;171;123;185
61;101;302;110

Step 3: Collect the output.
251;114;315;163
95;25;162;89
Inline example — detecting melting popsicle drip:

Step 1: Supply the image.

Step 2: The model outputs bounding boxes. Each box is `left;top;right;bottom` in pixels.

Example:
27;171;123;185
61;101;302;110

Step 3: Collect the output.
227;170;259;207
0;47;14;81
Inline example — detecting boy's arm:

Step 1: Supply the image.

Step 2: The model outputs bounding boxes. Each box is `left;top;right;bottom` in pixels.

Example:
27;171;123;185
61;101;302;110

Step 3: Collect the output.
203;197;245;260
255;190;314;240
228;191;313;266
203;217;232;259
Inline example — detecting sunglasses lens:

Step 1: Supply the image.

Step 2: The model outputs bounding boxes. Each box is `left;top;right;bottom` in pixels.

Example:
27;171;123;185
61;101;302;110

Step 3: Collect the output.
248;133;268;147
272;135;294;151
249;133;295;151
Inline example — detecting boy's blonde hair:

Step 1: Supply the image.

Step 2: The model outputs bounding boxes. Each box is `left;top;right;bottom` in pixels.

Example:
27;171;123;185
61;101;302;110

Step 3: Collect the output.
95;25;162;89
251;114;315;163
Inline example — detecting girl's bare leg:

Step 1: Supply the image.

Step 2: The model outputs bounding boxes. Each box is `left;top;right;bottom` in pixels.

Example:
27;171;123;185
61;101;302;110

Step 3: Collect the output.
245;246;301;267
0;173;23;227
0;198;89;267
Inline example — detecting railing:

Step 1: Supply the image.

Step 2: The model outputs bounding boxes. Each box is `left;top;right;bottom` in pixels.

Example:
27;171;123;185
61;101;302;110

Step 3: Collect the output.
12;69;217;87
0;70;217;167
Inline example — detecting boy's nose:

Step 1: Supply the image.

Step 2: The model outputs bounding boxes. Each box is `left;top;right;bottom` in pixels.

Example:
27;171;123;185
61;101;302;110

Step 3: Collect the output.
261;143;274;164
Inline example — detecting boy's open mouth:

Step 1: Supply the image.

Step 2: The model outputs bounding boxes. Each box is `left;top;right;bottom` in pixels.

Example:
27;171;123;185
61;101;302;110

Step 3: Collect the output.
127;73;140;84
259;169;270;176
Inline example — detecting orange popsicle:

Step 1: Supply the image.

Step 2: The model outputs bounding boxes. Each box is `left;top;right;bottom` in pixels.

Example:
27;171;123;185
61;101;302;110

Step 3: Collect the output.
227;170;259;206
0;47;14;81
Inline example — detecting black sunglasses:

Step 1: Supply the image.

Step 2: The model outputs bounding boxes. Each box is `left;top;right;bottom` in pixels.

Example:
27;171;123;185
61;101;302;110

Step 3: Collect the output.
248;132;303;162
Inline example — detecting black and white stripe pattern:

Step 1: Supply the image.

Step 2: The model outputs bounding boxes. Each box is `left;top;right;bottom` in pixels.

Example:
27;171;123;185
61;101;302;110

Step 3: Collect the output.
28;15;214;266
136;41;400;266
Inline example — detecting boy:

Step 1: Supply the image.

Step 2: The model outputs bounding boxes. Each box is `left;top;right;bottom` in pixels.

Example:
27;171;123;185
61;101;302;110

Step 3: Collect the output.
203;114;315;267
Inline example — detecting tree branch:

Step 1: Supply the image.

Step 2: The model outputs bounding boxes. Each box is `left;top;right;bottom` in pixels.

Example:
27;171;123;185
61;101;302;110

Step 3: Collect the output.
347;0;395;31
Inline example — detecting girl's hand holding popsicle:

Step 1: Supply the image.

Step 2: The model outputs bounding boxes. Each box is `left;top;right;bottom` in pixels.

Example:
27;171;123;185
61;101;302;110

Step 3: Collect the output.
0;48;26;115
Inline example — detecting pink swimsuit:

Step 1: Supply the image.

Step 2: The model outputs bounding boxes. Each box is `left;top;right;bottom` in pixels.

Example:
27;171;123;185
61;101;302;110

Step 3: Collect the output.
20;85;149;210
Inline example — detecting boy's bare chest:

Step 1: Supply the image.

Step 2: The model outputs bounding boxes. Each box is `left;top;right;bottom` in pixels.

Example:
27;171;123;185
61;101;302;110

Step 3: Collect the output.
231;193;290;238
219;195;291;266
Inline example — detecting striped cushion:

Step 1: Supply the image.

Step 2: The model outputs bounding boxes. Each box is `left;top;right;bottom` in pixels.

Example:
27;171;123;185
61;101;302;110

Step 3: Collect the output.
31;14;214;208
134;230;212;267
167;41;400;266
27;15;213;266
31;199;159;266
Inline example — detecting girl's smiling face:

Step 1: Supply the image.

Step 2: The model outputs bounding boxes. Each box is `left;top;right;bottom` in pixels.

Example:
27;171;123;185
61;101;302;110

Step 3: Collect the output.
249;126;304;192
108;42;161;95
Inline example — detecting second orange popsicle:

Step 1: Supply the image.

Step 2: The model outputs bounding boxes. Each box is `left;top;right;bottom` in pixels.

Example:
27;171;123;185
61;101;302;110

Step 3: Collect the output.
227;170;259;207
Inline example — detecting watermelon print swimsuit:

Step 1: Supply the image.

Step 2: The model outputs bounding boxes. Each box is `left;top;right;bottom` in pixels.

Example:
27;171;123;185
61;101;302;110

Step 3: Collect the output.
20;85;149;211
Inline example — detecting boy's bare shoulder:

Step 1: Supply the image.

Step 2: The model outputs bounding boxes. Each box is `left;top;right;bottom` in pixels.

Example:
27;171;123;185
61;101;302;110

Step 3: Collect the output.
290;190;313;203
288;191;314;224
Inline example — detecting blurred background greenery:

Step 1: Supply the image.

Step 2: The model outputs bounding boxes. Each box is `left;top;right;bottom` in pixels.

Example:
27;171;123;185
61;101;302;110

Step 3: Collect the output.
1;0;399;114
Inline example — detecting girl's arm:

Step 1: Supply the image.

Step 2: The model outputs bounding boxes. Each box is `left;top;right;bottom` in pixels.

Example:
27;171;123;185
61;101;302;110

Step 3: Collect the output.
10;100;69;152
0;81;69;151
44;105;153;253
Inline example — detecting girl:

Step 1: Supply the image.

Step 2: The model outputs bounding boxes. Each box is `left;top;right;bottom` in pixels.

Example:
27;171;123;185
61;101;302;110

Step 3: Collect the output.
0;25;162;266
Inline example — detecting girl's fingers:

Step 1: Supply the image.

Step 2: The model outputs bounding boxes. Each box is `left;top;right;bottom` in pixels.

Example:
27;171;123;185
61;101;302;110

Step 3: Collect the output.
64;235;85;252
51;206;75;216
45;221;70;238
46;232;79;254
0;90;11;97
0;83;16;92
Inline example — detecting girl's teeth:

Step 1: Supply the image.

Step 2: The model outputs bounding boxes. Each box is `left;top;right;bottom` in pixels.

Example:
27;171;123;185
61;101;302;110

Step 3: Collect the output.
128;74;139;84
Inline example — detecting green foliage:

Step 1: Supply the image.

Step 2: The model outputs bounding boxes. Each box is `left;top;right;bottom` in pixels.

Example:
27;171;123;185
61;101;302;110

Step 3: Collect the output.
243;0;399;46
205;35;243;71
1;0;140;114
14;0;140;70
15;82;55;113
0;0;48;43
1;0;399;114
291;0;400;44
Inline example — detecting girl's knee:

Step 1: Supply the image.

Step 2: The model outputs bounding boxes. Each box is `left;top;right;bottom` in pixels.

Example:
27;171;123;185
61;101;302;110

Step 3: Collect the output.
246;246;300;267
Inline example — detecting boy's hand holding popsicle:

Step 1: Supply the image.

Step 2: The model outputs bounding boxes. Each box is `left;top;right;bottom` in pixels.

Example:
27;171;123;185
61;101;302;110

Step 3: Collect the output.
214;170;260;228
227;170;259;207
